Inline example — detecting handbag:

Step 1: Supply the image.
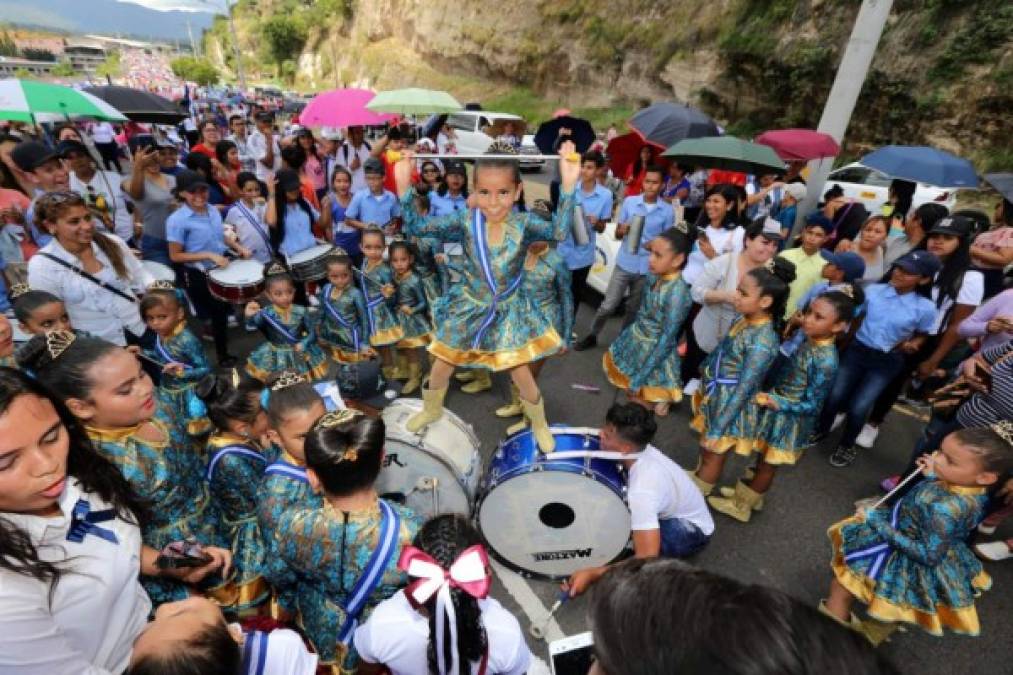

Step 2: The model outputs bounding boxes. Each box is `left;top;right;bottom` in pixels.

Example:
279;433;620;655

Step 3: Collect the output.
927;350;1013;420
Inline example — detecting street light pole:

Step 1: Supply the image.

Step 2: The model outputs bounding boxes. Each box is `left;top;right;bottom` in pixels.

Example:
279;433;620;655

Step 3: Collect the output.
793;0;894;237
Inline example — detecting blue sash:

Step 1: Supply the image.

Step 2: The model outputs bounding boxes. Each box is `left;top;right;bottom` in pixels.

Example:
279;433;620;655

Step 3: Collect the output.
264;460;309;484
154;334;191;369
337;499;401;644
241;630;269;675
206;444;267;481
235;201;273;256
322;283;360;352
705;347;739;397
843;498;904;580
259;309;300;345
360;269;386;336
470;209;523;349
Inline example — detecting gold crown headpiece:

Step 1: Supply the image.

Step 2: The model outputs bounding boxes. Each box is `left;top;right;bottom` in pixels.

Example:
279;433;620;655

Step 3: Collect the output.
763;258;776;273
315;409;364;462
991;421;1013;447
147;279;176;292
838;283;855;299
9;282;30;300
485;141;518;156
270;370;306;391
265;262;288;277
46;330;76;361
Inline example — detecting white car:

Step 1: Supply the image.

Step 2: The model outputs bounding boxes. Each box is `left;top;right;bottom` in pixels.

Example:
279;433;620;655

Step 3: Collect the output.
444;110;544;170
826;162;958;214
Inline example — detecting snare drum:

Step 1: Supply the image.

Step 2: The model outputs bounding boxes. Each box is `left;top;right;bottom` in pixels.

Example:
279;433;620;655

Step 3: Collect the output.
476;427;631;579
378;399;481;520
142;260;175;284
206;260;265;303
288;243;336;281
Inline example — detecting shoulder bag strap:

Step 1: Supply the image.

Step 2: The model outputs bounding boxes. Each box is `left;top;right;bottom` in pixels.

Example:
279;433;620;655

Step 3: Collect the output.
39;252;137;303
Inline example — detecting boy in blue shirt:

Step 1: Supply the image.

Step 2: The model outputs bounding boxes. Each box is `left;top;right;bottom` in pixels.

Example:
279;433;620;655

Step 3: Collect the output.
575;165;672;351
345;158;401;236
559;151;613;324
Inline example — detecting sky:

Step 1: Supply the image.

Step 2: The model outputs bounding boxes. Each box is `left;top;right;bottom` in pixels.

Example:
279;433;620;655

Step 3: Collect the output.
114;0;226;11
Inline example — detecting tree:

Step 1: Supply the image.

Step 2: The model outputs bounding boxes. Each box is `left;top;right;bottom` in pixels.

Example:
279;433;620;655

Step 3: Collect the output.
96;51;122;79
170;56;220;86
0;29;16;57
21;48;56;62
51;61;76;77
260;15;307;66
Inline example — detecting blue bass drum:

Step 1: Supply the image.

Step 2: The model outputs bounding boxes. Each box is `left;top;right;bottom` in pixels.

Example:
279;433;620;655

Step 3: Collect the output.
476;427;631;579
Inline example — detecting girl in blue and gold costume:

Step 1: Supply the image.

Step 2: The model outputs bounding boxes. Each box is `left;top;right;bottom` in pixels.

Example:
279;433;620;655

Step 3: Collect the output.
603;227;693;418
389;240;431;396
690;258;796;496
0;313;16;368
273;408;419;673
497;240;574;435
197;370;275;616
139;281;212;436
16;331;232;609
255;372;327;623
244;263;328;383
823;424;1013;642
316;255;373;364
359;228;404;381
395;140;580;452
708;287;859;523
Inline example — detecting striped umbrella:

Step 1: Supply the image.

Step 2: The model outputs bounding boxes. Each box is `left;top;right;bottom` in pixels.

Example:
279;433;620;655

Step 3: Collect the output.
0;79;127;123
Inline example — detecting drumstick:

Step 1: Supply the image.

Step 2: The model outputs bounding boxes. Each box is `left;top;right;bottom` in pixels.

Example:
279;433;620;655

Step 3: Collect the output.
869;466;924;510
529;590;568;640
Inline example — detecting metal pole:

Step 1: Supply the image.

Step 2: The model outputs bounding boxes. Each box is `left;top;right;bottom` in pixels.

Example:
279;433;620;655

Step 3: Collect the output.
792;0;894;239
225;3;246;92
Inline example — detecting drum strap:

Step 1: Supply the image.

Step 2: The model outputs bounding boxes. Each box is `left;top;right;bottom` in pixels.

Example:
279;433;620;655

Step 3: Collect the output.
337;499;401;645
322;283;360;351
206;444;267;481
39;252;137;303
471;209;524;349
843;497;903;581
259;309;300;344
235;201;273;255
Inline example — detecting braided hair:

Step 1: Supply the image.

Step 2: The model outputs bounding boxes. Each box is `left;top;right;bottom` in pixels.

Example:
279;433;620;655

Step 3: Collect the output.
748;257;796;333
413;515;488;675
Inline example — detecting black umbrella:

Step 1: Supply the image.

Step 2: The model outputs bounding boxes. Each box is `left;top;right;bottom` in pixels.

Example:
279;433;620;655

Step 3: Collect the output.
984;173;1013;202
534;116;595;154
83;86;186;124
628;102;719;149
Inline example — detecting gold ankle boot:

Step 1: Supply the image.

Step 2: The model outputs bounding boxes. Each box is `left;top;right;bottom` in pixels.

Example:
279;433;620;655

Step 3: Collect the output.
460;369;492;394
406;385;447;433
495;384;523;418
521;396;555;452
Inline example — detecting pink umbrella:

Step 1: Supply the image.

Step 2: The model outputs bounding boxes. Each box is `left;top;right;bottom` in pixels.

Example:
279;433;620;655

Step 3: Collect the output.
300;88;398;128
755;128;840;161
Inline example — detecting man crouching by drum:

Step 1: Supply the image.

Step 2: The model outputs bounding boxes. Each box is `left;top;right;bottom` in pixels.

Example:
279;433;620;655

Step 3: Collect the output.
564;403;714;597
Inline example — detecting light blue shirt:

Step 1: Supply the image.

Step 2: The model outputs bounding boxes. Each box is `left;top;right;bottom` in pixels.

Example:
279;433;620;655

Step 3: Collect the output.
166;203;227;271
279;203;319;257
855;283;937;352
616;195;674;275
559;183;613;271
346;188;401;226
429;191;467;217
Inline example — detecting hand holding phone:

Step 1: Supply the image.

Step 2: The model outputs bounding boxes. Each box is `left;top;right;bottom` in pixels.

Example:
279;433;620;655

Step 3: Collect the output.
156;538;213;570
550;632;594;675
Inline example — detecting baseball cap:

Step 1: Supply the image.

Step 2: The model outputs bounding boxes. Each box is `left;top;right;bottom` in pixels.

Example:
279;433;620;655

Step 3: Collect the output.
783;182;807;202
11;140;59;171
320;127;343;141
819;250;866;282
56;139;90;158
893;250;941;278
276;168;302;193
174;169;210;193
927;215;973;238
755;216;784;242
443;159;467;176
363;157;385;176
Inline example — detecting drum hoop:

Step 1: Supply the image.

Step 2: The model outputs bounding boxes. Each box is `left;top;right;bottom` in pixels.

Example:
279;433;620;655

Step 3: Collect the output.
208;262;264;285
481;460;627;500
289;244;335;264
385;400;481;478
383;435;478;496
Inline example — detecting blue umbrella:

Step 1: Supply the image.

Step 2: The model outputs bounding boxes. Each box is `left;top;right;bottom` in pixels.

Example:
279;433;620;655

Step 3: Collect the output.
859;145;979;188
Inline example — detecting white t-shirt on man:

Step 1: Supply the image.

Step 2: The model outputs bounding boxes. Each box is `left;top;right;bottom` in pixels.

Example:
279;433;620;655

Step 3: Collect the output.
354;590;531;675
628;445;715;535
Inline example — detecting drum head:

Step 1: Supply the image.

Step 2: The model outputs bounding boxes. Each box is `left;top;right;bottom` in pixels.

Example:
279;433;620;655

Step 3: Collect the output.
383;399;480;478
289;243;334;264
478;469;630;579
209;259;263;284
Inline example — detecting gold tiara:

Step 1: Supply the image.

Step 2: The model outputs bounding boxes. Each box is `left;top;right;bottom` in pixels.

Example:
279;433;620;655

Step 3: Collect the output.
46;329;76;361
763;258;776;273
991;421;1013;446
838;283;855;299
9;282;30;300
231;367;241;389
270;370;306;391
147;279;176;292
485;140;518;156
265;262;287;276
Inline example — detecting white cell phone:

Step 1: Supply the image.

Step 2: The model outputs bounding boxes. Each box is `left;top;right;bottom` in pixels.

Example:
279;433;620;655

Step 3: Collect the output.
549;631;594;675
443;243;464;256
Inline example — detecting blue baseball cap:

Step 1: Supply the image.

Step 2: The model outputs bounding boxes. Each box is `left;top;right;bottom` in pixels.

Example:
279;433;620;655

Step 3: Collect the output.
819;250;865;282
892;250;941;278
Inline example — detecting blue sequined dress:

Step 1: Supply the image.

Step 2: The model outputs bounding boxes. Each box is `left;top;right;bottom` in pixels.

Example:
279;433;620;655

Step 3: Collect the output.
316;283;373;363
142;322;212;436
245;304;329;382
524;246;573;352
395;270;431;348
359;260;404;347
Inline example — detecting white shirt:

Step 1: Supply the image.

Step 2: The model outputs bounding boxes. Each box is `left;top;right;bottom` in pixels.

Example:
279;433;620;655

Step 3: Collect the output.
28;234;154;345
628;445;714;535
354;591;531;675
334;141;372;194
247;129;282;182
228;133;258;174
237;628;317;675
928;269;984;335
70;170;135;242
90;122;115;144
683;225;744;286
690;252;741;353
0;479;150;675
224;201;273;264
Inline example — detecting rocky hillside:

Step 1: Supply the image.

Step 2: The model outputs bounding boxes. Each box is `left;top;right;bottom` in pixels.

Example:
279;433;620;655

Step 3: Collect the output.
206;0;1011;168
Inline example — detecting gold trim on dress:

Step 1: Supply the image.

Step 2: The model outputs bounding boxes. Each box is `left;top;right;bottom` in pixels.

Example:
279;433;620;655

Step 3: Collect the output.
602;351;682;403
369;325;405;346
397;334;431;349
689;391;753;456
428;329;562;372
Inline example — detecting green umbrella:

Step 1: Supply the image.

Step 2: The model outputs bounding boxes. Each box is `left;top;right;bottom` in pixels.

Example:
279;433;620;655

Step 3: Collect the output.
365;88;462;115
0;79;127;123
662;136;785;175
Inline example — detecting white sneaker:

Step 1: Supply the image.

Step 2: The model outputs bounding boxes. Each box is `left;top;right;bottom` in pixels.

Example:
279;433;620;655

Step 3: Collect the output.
308;295;320;308
974;541;1012;561
683;378;701;396
978;521;998;535
227;316;239;328
830;413;846;432
855;423;879;449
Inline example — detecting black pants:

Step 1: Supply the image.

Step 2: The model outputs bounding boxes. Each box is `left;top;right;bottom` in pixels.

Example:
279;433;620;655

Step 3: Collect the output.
680;303;706;382
183;266;230;360
570;265;591;322
95;141;122;173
